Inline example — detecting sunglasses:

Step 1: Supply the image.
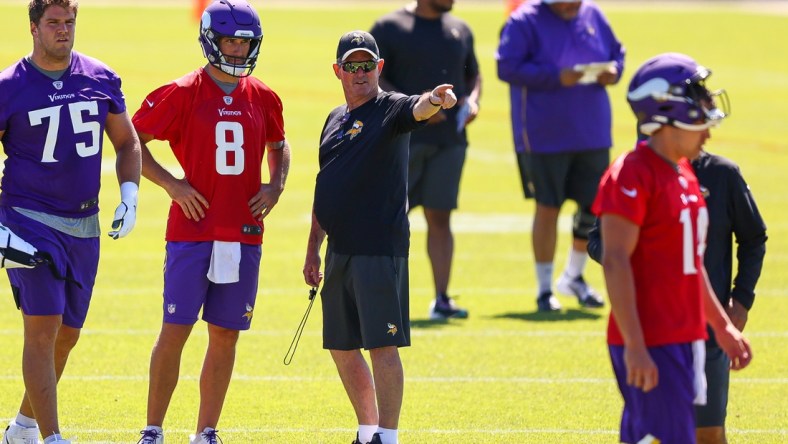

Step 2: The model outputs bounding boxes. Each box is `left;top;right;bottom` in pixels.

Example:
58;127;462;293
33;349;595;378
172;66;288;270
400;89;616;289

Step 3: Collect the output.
340;60;378;73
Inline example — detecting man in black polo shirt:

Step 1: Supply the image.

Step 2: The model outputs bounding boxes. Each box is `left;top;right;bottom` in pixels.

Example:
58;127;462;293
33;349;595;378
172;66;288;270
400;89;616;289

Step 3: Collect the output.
303;31;457;444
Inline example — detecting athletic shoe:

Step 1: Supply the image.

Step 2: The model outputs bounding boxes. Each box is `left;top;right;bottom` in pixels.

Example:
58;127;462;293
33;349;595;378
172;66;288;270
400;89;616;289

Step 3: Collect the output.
137;429;163;444
351;432;361;444
3;422;41;444
368;434;382;444
428;294;469;320
536;291;561;312
189;428;222;444
555;273;604;308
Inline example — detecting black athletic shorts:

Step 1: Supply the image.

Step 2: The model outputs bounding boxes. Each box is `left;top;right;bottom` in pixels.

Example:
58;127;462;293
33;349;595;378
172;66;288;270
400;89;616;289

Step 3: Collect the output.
695;345;730;427
321;249;410;350
521;149;609;207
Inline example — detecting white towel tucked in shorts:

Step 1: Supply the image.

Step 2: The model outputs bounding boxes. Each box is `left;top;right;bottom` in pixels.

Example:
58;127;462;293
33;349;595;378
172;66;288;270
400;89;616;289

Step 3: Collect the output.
207;241;241;284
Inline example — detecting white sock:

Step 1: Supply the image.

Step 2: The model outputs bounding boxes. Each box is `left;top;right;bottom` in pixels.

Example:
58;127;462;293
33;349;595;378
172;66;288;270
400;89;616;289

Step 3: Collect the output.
15;412;37;428
145;425;163;433
536;262;553;294
376;427;398;444
564;248;588;279
358;424;377;443
43;434;62;444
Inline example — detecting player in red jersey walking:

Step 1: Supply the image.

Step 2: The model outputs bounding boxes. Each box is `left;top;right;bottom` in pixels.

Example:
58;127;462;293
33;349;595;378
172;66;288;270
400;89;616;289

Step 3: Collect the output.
593;53;752;444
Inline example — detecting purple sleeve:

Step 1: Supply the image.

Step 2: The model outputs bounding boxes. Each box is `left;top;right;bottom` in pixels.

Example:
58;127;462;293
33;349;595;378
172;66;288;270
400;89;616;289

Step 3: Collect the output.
594;5;626;82
496;12;561;90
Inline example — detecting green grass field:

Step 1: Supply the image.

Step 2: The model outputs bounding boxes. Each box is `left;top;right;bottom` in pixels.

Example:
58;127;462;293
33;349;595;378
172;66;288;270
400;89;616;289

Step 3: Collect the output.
0;1;786;442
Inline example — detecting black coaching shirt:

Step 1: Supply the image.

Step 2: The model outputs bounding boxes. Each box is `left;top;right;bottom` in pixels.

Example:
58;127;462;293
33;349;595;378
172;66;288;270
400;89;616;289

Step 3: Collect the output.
314;91;424;257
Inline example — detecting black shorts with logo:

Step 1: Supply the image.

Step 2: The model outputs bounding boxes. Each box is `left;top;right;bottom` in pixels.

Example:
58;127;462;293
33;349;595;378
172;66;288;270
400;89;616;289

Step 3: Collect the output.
321;249;410;350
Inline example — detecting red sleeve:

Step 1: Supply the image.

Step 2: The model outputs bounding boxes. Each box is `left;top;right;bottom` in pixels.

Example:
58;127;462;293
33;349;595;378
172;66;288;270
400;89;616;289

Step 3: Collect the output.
262;88;285;144
132;81;185;143
593;152;650;226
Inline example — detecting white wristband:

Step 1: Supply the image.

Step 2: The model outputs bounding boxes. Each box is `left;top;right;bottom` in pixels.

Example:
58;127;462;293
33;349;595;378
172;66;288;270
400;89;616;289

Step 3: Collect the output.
120;181;139;205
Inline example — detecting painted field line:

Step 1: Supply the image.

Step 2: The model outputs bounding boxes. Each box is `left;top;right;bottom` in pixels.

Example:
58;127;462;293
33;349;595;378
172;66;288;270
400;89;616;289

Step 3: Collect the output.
0;329;786;338
0;374;786;384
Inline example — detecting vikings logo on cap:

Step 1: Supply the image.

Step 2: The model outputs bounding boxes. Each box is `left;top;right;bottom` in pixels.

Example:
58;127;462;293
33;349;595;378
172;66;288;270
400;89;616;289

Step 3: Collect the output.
336;30;380;62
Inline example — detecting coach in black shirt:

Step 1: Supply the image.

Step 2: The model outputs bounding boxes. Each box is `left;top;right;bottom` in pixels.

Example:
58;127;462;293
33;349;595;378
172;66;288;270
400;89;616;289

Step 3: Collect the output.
303;30;456;444
588;149;767;444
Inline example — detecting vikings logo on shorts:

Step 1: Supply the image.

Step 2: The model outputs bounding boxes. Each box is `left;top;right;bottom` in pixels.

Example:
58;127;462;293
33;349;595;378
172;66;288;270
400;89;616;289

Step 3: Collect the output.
243;303;254;322
167;303;176;314
386;323;398;336
345;120;364;140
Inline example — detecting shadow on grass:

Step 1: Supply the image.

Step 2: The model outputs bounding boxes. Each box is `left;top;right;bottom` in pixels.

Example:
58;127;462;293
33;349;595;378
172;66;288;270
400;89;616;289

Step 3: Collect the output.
491;308;603;322
410;318;468;329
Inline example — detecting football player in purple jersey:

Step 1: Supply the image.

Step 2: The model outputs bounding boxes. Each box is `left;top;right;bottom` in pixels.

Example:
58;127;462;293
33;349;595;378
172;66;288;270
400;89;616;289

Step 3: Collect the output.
0;1;141;444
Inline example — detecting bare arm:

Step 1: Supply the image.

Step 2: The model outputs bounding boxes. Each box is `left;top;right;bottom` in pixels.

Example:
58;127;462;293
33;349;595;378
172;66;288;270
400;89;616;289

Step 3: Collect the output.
138;131;209;221
601;214;658;392
248;140;291;221
701;267;753;370
303;210;326;287
105;111;141;186
463;72;482;126
413;83;457;122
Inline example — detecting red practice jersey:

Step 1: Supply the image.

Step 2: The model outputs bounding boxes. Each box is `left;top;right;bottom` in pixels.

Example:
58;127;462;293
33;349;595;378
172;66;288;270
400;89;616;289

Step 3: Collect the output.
593;141;709;346
133;68;285;244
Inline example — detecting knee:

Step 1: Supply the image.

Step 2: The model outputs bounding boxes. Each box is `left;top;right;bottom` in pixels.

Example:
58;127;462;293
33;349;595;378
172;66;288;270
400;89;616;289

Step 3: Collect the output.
696;426;726;444
56;325;81;352
369;346;401;367
208;325;240;348
572;207;596;240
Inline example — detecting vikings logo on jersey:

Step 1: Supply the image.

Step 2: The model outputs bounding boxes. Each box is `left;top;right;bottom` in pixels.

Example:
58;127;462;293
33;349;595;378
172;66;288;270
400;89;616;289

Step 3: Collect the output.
243;303;254;322
345;120;364;140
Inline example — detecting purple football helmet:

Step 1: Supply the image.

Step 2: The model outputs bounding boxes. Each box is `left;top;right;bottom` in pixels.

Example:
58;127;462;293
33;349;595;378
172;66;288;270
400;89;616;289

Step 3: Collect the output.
627;53;729;135
199;0;262;77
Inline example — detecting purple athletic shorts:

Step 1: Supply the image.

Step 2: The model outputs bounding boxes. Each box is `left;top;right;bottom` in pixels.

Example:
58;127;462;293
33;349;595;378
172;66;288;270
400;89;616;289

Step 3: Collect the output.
609;343;697;444
1;207;98;328
163;241;261;330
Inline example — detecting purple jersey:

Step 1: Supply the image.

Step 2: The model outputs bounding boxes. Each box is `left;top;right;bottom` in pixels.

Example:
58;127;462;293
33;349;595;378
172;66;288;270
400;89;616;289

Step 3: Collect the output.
0;52;126;217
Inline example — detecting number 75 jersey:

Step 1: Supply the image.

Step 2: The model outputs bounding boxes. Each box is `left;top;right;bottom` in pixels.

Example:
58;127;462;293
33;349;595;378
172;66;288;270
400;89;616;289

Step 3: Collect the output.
0;52;126;217
592;141;709;347
132;68;285;244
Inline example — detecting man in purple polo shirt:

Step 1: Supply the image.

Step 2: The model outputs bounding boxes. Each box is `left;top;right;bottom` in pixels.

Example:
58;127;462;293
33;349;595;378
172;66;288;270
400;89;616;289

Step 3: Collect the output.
0;1;141;443
496;0;624;312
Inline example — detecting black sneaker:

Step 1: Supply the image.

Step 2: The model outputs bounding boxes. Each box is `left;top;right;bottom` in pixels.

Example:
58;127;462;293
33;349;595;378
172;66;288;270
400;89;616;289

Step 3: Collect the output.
369;433;383;444
555;273;604;308
429;294;469;320
536;291;561;312
351;432;361;444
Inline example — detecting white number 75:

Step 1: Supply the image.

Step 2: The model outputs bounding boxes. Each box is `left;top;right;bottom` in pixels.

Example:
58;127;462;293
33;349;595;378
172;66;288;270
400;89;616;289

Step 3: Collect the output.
28;101;100;163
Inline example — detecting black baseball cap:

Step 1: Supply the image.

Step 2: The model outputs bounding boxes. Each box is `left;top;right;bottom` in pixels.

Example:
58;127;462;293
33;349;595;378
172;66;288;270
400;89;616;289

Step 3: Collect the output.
336;30;380;63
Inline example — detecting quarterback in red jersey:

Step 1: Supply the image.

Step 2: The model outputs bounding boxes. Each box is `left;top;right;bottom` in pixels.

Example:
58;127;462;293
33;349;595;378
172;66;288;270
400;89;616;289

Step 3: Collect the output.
593;53;751;444
131;2;290;444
